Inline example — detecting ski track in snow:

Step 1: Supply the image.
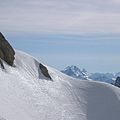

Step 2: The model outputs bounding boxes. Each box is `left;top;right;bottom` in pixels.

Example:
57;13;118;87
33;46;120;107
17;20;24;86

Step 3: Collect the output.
0;50;120;120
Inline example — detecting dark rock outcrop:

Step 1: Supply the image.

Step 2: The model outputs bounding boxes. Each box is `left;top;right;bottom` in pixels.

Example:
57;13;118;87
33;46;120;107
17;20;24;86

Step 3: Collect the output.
0;32;15;67
115;77;120;88
0;59;4;69
39;63;52;80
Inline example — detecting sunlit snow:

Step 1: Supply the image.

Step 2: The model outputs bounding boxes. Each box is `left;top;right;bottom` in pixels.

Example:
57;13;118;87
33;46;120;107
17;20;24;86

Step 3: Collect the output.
0;50;120;120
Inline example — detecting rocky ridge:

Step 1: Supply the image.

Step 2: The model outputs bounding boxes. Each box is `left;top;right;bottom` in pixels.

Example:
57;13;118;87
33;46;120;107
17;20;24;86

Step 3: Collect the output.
0;32;15;67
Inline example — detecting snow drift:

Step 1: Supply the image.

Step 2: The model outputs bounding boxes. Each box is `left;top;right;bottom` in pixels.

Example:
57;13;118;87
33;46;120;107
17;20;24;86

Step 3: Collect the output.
0;50;120;120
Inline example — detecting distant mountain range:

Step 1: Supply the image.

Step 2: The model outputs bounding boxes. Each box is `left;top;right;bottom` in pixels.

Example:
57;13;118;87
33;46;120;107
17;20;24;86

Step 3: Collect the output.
61;65;120;84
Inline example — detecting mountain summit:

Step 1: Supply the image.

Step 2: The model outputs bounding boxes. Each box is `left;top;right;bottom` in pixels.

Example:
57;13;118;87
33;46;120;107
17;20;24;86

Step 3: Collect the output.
61;65;89;80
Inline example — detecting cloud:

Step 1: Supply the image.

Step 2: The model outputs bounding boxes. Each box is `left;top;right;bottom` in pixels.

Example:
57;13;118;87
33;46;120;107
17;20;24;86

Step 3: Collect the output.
0;0;120;35
112;0;120;4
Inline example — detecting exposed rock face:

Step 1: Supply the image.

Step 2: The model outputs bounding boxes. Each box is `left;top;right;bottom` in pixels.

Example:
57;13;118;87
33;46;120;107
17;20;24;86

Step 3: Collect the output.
39;63;52;80
115;77;120;88
0;32;15;67
0;59;4;69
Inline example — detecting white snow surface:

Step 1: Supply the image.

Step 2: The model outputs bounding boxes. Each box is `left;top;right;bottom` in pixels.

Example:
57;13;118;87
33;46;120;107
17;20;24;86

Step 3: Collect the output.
0;50;120;120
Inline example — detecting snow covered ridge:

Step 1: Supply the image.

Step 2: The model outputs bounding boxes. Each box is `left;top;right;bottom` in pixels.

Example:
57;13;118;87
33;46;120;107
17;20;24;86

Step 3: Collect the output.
61;65;119;84
13;50;52;80
0;50;120;120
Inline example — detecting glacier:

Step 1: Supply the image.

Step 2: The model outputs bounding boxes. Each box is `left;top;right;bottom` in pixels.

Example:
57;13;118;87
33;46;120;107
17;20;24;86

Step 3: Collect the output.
0;50;120;120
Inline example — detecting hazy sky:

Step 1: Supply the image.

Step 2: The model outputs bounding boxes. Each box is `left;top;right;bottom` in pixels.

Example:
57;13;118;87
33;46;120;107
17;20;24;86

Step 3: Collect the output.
0;0;120;73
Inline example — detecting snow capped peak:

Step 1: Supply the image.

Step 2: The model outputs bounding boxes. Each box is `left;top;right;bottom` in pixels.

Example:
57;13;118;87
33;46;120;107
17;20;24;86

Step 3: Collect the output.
66;65;82;74
61;65;88;80
65;65;78;71
70;65;78;69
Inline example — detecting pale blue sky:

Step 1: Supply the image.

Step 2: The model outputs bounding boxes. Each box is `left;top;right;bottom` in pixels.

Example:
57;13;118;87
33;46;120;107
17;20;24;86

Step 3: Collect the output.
0;0;120;73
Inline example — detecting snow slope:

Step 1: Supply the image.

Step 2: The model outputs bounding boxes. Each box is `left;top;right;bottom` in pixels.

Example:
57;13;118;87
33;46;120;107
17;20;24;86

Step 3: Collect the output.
0;50;120;120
